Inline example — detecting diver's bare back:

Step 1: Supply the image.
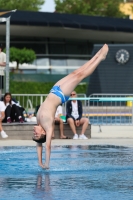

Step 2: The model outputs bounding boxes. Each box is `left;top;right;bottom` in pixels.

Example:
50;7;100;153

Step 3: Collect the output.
37;93;61;129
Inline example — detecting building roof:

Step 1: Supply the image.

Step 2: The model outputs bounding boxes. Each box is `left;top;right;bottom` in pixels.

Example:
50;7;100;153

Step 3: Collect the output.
8;10;133;32
1;10;133;42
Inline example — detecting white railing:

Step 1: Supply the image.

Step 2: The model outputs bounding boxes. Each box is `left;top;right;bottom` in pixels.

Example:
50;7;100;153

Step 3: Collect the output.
88;94;133;126
10;94;48;113
3;93;133;126
63;93;133;126
10;93;86;114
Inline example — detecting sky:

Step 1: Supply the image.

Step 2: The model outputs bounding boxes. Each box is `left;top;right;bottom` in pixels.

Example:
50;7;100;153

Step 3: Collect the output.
40;0;55;12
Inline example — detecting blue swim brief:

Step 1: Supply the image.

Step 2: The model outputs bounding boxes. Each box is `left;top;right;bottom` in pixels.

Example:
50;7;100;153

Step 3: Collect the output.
50;85;69;104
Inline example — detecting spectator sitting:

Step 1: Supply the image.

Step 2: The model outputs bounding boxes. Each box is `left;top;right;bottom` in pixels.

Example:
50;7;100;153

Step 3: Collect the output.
54;104;70;139
2;92;24;123
0;101;8;138
66;91;89;140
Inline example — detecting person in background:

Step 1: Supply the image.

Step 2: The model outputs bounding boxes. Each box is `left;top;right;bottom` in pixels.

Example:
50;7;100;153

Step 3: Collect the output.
0;101;8;138
0;44;6;96
54;104;70;139
2;93;24;123
66;91;89;140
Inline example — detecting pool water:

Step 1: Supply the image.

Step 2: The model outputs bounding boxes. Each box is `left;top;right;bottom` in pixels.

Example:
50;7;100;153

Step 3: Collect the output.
90;116;132;124
0;145;133;200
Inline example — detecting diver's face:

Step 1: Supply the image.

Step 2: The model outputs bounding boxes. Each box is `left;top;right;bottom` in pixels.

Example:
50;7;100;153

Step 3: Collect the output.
33;125;46;137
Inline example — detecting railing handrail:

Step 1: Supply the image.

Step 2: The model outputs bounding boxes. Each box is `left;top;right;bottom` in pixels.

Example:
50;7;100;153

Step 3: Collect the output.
1;93;133;126
89;93;133;96
88;93;133;126
8;93;86;96
3;93;86;112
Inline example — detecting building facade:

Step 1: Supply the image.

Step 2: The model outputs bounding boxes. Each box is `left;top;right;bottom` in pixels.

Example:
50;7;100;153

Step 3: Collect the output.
1;10;133;93
1;10;133;75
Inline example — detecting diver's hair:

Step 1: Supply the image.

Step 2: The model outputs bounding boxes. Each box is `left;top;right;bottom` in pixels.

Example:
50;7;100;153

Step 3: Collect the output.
32;134;46;143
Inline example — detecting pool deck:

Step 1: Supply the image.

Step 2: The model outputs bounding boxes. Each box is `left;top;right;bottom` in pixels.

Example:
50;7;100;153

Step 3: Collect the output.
0;125;133;148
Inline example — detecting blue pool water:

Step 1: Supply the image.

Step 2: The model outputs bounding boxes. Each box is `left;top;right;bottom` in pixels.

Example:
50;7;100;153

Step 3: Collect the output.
90;116;132;124
0;145;133;200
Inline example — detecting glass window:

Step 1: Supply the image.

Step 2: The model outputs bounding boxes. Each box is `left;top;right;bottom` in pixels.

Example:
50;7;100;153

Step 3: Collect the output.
49;44;65;54
36;69;50;74
67;69;75;74
36;58;49;66
22;70;37;74
11;36;47;42
49;38;64;42
10;43;46;54
66;43;88;55
67;59;88;66
51;68;67;74
50;59;67;66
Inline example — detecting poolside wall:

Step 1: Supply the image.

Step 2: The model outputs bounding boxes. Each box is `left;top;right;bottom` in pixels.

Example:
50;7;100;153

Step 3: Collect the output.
0;123;91;140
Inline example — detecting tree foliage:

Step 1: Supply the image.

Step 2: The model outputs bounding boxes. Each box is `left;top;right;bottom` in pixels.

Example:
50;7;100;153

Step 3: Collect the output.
54;0;128;18
9;47;36;69
0;0;45;11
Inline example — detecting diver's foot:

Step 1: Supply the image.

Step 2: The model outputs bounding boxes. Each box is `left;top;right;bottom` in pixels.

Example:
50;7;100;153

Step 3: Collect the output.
94;48;102;59
100;44;109;60
42;164;49;169
39;163;49;169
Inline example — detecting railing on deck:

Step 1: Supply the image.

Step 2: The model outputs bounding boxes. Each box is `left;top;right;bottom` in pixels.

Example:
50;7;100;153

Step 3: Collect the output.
11;94;48;113
10;93;86;114
67;93;133;126
4;93;133;126
88;94;133;125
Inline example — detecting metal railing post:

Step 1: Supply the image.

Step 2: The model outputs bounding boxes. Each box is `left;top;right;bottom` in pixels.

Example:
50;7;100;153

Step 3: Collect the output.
5;17;10;92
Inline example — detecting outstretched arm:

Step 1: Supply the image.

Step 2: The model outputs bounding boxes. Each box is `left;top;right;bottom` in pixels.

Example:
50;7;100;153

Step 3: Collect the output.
44;127;53;169
34;125;53;169
36;143;43;168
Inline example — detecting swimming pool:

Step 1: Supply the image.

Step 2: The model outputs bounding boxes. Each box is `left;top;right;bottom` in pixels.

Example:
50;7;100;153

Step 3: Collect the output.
90;116;132;124
0;145;133;200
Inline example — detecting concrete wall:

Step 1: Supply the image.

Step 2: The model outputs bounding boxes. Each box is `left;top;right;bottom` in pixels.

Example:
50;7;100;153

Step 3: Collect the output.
1;123;91;140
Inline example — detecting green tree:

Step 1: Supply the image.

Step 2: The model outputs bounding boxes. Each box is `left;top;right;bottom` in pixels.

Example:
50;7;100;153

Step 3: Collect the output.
54;0;128;18
0;0;45;11
9;47;36;70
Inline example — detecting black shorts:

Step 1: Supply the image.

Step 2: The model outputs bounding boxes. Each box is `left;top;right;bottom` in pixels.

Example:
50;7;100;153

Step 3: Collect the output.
0;76;4;89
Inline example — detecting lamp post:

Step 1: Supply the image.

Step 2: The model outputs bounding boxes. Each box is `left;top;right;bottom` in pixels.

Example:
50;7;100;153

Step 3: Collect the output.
6;17;10;93
0;10;16;93
0;17;10;92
